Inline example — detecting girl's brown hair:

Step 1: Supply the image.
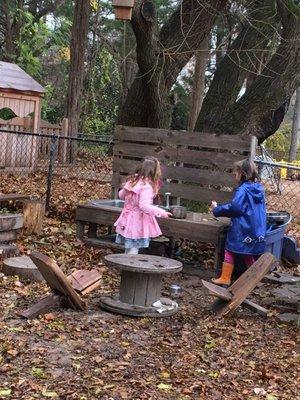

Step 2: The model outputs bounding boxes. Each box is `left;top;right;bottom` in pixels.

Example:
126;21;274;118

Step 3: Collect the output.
234;158;259;183
127;157;162;191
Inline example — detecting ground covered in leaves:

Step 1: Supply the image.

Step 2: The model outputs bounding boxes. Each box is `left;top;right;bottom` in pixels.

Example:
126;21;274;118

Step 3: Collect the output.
0;217;299;400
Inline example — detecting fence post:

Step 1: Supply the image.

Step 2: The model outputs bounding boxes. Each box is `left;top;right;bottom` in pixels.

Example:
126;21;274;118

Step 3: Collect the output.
45;135;58;211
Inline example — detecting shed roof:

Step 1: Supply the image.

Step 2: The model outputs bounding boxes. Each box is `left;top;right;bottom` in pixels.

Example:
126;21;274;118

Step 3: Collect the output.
0;61;45;94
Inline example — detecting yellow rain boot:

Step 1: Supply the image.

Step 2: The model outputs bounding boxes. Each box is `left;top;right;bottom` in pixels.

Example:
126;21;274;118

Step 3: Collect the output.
212;262;234;286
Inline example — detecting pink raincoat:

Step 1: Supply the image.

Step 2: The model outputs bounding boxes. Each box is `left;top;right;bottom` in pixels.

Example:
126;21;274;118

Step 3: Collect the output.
114;180;168;239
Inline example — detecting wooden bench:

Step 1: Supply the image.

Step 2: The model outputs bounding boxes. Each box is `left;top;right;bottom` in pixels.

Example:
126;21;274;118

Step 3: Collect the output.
76;126;256;267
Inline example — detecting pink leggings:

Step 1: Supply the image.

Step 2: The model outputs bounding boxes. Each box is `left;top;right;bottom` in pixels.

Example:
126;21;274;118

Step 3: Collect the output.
224;250;255;267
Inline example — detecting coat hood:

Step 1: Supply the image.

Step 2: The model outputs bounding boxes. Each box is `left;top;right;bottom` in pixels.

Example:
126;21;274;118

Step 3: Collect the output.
243;182;264;204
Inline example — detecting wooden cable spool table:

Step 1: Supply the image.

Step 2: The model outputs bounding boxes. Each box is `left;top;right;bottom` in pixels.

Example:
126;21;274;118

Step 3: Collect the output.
100;254;183;317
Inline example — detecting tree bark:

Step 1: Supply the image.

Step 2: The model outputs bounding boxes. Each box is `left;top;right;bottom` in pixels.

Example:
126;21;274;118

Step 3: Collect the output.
196;0;278;132
66;0;90;141
289;87;300;161
187;35;210;131
208;0;300;141
118;0;229;128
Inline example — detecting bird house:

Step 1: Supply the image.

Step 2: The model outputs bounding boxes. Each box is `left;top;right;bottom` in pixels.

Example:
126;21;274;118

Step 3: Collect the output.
112;0;135;20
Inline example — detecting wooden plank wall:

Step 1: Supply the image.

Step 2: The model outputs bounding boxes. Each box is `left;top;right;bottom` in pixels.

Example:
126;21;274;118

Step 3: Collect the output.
0;117;68;167
113;126;254;204
0;116;36;168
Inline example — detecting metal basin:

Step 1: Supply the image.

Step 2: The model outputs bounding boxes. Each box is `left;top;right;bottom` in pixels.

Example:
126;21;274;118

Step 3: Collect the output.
90;199;125;208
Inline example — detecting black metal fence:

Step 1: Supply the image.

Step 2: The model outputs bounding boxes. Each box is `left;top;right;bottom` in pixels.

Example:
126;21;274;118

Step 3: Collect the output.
0;129;299;230
256;159;300;224
0;129;113;216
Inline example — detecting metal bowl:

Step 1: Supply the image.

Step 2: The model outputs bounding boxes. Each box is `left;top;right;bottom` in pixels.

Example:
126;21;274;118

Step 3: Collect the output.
169;205;187;219
267;211;292;225
170;284;182;297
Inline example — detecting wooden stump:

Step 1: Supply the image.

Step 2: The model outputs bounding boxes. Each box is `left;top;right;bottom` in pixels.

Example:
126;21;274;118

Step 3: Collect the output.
23;200;45;235
0;244;19;261
3;255;44;282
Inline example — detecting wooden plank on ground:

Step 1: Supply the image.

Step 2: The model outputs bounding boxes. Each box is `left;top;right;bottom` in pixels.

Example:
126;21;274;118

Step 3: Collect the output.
67;269;101;295
218;253;276;318
202;280;232;300
202;280;269;316
30;252;86;310
21;293;61;319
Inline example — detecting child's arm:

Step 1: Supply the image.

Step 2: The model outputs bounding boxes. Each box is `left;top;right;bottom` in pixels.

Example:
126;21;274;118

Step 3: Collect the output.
118;188;126;200
213;187;246;218
139;187;170;218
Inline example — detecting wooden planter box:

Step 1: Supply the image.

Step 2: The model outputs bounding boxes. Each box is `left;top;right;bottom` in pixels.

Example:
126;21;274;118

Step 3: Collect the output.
0;213;23;235
0;213;23;260
112;0;135;20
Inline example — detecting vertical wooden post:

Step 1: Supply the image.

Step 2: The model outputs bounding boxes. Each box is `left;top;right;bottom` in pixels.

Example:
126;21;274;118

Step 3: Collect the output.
61;118;68;164
250;135;258;161
31;97;41;170
45;136;58;211
23;199;45;235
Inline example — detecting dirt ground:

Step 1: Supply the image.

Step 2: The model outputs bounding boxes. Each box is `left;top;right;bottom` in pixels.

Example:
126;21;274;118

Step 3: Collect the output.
0;218;299;400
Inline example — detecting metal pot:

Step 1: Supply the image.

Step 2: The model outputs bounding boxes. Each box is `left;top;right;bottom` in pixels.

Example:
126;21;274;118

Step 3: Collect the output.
169;284;182;297
169;205;187;219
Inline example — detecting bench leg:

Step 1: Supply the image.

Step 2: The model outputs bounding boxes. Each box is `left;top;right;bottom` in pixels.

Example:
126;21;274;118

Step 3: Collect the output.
87;223;98;238
168;237;176;258
76;221;85;240
214;230;226;276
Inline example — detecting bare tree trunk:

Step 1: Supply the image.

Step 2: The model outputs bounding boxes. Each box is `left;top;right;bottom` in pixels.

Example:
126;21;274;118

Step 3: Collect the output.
196;0;278;132
118;0;229;128
187;35;210;131
66;0;90;142
289;87;300;162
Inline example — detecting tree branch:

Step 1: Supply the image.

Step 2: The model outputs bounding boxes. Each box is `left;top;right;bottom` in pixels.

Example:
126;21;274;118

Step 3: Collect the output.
196;0;279;132
118;0;229;127
210;0;300;140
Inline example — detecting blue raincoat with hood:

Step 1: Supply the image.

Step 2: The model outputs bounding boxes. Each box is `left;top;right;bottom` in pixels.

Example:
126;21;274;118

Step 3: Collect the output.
213;182;267;255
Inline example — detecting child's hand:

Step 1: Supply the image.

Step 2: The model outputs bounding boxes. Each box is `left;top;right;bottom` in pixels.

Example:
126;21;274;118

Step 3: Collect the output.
211;201;217;210
165;211;173;218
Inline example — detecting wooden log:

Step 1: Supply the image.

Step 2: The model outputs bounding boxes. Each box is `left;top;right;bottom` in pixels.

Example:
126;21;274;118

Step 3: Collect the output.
0;230;17;242
3;255;44;282
21;293;62;319
0;194;30;203
0;214;23;232
23;199;45;235
0;244;19;261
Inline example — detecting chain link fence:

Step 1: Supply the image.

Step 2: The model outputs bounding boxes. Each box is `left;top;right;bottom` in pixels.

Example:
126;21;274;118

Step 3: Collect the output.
0;129;299;234
0;129;113;218
255;146;300;235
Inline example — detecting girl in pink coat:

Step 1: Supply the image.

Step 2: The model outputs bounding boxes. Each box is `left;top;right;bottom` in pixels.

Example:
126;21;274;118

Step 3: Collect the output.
114;157;171;254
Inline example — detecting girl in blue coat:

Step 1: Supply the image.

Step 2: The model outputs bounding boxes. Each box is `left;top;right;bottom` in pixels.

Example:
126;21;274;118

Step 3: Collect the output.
211;159;266;285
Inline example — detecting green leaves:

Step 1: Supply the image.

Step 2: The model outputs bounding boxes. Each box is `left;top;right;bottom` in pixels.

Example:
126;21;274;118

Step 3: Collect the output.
0;389;11;398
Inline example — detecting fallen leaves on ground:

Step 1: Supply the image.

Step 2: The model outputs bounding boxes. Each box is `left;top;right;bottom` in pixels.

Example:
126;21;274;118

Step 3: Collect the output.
0;216;298;400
